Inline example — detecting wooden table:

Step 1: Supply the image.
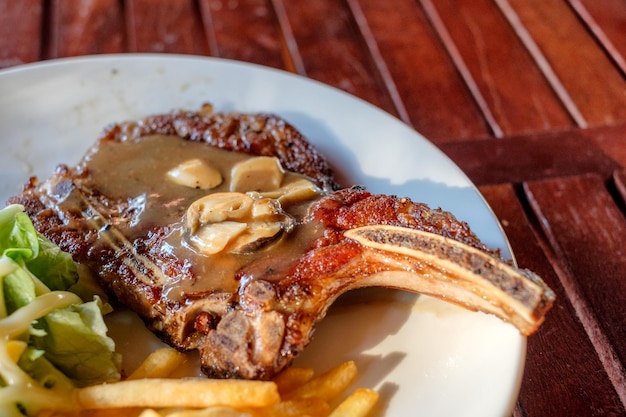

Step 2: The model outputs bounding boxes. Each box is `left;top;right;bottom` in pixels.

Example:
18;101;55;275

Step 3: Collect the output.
1;1;625;416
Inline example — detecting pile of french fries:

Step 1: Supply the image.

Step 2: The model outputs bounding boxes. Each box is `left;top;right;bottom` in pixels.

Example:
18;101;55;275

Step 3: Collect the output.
48;348;379;417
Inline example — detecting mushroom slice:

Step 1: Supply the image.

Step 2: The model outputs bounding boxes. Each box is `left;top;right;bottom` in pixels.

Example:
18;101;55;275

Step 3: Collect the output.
230;156;284;193
260;177;322;206
185;192;295;256
167;158;223;190
186;192;254;231
345;225;555;335
250;197;282;219
277;178;320;206
230;222;287;254
189;221;248;255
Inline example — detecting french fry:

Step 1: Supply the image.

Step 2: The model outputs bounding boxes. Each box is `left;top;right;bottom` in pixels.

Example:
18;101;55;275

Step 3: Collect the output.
80;408;146;417
127;347;186;380
137;410;163;417
329;388;379;417
163;406;254;417
254;397;330;417
66;355;376;417
76;378;280;410
283;361;358;401
271;366;315;396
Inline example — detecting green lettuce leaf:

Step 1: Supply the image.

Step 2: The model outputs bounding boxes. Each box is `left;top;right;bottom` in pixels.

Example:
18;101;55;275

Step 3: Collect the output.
25;233;78;291
0;204;121;406
2;260;36;314
0;207;39;262
0;204;78;314
30;296;122;387
18;346;75;392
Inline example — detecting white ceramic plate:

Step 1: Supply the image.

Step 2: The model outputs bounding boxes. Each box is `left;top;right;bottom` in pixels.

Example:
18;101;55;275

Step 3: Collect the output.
0;54;524;417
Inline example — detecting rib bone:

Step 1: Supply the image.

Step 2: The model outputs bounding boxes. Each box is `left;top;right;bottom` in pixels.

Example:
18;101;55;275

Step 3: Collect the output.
9;108;556;380
344;225;555;335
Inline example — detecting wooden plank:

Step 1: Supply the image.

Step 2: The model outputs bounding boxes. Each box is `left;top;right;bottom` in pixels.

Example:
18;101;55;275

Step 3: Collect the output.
480;183;625;417
126;0;210;54
276;0;398;117
424;0;572;137
354;0;490;142
48;0;125;58
581;122;626;169
505;0;626;127
198;0;284;68
0;0;42;68
568;0;626;76
614;170;626;204
524;174;626;400
440;130;620;186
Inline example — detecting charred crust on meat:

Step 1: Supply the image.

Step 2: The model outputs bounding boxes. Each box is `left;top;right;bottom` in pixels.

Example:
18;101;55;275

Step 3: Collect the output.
8;105;554;380
98;108;339;191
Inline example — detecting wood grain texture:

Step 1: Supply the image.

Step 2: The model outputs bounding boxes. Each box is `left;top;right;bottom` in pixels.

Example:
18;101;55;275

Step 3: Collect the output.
480;183;625;417
199;0;284;68
277;0;397;115
524;174;626;405
568;0;626;76
0;0;43;68
425;0;572;136
48;0;125;58
440;129;620;186
4;2;626;415
126;0;210;54
506;0;626;126
581;123;626;169
614;169;626;204
353;0;490;142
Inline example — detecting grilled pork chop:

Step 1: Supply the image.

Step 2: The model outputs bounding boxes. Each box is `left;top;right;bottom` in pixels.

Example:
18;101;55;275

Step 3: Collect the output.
9;105;554;380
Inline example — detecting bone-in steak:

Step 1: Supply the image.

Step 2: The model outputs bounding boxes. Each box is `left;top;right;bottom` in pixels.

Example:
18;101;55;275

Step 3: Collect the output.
9;105;554;380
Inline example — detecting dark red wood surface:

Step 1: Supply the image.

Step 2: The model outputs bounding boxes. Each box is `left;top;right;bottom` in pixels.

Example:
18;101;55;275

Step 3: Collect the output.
0;1;624;416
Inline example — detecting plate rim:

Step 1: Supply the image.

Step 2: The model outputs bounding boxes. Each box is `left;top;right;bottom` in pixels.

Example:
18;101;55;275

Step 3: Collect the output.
0;53;526;416
0;53;516;257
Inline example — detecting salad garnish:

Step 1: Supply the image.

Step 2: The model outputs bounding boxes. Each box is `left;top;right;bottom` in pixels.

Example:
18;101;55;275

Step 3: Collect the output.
0;204;121;417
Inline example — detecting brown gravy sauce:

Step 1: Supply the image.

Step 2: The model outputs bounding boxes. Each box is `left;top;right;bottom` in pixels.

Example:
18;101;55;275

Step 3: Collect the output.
82;134;326;299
